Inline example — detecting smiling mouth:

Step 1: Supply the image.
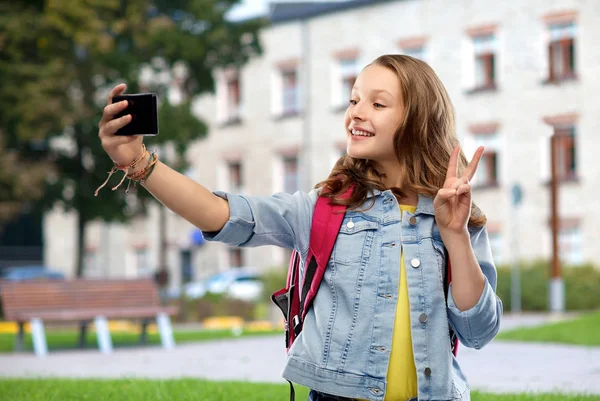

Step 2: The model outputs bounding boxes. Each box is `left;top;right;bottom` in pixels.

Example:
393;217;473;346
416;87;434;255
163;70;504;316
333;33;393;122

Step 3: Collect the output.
350;128;374;137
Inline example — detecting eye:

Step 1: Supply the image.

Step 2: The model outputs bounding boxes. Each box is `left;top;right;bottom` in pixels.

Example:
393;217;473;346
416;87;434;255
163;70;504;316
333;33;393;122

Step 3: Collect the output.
374;103;386;108
349;99;358;105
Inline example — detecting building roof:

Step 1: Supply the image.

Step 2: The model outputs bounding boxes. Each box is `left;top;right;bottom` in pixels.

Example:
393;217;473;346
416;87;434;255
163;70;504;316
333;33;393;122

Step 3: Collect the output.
269;0;399;24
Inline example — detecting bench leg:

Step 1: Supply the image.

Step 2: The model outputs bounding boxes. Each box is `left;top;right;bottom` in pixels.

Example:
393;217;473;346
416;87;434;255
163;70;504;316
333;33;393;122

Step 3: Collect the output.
156;312;175;350
15;322;25;352
30;318;48;357
94;316;113;354
139;320;149;345
78;321;88;348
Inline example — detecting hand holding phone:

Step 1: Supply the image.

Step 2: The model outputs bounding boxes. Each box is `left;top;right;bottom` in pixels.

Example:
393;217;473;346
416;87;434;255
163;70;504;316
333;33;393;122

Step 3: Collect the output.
112;93;159;136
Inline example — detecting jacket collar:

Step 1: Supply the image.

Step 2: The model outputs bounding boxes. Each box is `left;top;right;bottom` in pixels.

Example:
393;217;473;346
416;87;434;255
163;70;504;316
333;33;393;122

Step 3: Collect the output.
366;189;435;216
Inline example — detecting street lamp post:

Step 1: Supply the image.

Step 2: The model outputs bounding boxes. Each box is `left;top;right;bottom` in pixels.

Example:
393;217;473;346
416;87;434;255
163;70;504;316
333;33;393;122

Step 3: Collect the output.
549;133;565;313
301;18;312;193
510;183;523;313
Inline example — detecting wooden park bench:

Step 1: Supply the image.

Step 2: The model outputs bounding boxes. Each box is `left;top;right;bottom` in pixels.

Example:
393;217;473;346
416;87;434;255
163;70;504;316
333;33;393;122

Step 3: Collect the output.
0;278;178;357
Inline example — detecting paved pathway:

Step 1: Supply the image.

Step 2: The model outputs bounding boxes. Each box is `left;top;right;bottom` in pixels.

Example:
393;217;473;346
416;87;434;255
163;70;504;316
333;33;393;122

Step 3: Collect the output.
0;313;597;395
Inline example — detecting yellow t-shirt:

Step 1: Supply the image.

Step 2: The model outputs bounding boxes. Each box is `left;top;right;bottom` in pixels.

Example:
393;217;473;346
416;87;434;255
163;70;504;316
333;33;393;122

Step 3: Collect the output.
384;204;418;400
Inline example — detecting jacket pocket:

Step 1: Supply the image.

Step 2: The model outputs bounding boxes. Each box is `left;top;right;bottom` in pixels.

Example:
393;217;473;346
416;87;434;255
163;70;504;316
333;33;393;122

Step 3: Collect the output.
332;215;379;265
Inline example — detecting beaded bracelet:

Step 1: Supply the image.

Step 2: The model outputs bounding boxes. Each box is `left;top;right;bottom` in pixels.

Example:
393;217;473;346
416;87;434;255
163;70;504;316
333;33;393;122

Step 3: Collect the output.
94;144;152;196
128;152;158;184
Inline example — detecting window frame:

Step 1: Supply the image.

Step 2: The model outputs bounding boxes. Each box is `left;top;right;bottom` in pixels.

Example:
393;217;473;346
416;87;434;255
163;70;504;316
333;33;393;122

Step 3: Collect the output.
553;126;577;181
282;155;299;194
281;68;300;116
546;21;577;83
228;247;244;268
227;161;243;192
472;34;497;91
225;74;241;123
467;123;501;189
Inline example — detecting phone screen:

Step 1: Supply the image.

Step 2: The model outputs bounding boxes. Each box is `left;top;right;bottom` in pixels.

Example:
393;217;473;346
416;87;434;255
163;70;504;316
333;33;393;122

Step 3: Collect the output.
112;93;158;136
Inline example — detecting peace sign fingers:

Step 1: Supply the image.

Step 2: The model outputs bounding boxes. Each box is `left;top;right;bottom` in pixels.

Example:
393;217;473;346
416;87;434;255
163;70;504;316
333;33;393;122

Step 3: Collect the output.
444;146;461;183
445;146;485;183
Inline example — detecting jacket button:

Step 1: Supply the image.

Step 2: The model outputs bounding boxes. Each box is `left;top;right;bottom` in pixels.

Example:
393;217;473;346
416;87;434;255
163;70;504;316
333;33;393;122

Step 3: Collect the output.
410;258;420;268
419;313;428;323
409;216;417;225
424;367;432;377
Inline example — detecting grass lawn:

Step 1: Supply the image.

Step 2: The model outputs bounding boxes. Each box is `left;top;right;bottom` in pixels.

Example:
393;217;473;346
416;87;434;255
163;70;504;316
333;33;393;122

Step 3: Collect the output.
0;379;598;401
0;328;282;353
497;311;600;346
3;310;599;352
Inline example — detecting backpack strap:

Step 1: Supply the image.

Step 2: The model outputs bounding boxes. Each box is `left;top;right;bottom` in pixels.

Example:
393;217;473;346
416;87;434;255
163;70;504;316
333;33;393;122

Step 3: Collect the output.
286;250;301;349
293;186;353;335
443;252;459;356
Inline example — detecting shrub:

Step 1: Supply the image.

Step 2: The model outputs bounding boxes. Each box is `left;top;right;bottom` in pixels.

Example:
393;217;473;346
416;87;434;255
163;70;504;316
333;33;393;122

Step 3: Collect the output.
496;260;600;311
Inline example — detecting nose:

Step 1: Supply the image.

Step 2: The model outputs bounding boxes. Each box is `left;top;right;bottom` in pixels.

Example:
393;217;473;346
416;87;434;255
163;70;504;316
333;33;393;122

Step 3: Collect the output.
350;100;367;121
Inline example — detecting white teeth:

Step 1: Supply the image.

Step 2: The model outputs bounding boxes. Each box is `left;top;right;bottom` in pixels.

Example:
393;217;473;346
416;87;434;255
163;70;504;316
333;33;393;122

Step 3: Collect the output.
351;129;374;137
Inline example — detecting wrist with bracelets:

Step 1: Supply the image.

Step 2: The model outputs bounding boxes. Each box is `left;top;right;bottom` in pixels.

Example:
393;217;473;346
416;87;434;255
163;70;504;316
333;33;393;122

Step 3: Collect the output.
128;152;158;183
94;144;159;196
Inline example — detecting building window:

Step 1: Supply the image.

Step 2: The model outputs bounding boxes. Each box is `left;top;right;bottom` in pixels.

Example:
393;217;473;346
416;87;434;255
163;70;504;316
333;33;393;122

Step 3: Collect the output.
473;34;496;90
180;249;193;284
398;36;428;62
478;146;498;187
135;247;152;277
84;248;100;277
542;113;578;183
488;230;504;265
553;126;577;180
559;224;583;265
217;70;242;125
403;46;425;61
547;23;576;82
339;58;357;101
226;74;241;122
283;155;299;194
467;124;501;188
228;247;243;268
282;69;299;115
228;161;243;192
331;52;361;110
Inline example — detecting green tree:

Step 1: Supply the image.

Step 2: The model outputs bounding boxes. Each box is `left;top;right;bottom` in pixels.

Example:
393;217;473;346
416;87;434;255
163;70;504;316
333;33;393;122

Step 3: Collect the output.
0;0;263;275
0;135;48;224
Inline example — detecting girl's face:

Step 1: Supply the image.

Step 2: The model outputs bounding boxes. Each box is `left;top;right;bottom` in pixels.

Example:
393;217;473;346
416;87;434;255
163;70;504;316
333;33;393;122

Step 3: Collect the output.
344;64;405;165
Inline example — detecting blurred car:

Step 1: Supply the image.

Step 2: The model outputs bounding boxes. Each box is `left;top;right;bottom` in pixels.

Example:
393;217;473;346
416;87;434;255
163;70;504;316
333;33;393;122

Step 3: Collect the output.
226;275;264;301
0;265;65;296
0;265;65;281
183;269;264;301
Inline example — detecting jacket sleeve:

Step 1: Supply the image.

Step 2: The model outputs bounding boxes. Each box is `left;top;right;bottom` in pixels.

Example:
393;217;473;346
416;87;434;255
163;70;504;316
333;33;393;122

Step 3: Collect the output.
446;225;503;350
201;190;317;253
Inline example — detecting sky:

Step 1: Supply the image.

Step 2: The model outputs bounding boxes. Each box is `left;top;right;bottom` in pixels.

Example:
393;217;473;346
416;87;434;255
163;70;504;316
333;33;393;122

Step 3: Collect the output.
227;0;349;20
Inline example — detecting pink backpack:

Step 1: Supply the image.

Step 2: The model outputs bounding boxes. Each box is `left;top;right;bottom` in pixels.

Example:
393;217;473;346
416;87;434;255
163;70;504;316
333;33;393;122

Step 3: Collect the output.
271;188;457;399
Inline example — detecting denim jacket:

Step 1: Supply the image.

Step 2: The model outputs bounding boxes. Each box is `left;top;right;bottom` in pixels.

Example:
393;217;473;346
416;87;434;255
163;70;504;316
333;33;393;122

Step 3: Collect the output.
203;189;503;401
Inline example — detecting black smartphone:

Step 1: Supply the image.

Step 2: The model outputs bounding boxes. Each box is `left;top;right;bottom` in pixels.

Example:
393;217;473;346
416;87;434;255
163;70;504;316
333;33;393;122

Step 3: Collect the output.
112;93;159;136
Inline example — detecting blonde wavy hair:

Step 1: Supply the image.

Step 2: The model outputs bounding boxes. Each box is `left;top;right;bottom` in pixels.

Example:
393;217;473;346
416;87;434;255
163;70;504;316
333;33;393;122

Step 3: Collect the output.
316;54;486;227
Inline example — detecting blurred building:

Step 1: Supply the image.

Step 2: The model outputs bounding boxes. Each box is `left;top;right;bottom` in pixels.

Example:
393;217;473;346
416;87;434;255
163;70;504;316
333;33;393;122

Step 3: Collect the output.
45;0;600;290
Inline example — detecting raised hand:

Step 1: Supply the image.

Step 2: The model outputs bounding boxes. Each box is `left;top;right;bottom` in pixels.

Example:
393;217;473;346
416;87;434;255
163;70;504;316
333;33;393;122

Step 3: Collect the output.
98;84;144;166
433;146;484;236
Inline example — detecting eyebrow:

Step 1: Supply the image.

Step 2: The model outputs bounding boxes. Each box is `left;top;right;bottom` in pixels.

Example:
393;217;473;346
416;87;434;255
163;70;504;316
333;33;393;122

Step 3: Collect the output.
352;87;394;97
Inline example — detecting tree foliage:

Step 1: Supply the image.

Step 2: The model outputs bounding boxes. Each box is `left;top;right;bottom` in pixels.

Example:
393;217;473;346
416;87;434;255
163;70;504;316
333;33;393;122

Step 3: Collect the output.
0;0;263;274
